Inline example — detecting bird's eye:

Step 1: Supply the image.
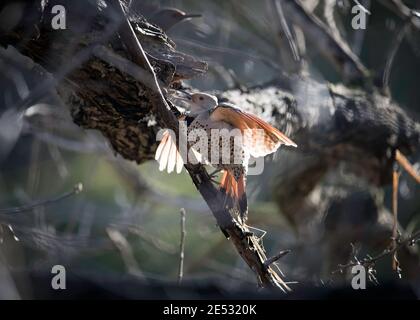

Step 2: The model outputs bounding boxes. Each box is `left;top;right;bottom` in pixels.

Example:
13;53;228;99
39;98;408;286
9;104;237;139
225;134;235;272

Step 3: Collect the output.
199;97;204;101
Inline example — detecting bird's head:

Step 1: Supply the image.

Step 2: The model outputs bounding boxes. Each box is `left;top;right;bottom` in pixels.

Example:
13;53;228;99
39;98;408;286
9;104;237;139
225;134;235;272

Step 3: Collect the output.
190;93;218;114
173;91;218;115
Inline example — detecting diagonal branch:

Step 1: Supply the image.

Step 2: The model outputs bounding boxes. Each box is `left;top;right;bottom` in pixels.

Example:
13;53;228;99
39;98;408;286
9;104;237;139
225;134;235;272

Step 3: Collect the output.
380;22;410;95
378;0;420;30
178;208;186;284
0;183;83;215
282;0;369;83
331;230;420;275
395;149;420;184
108;0;291;291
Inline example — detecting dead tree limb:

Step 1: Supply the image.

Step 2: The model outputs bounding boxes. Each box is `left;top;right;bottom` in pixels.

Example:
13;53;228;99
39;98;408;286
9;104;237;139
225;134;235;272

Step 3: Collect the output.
111;0;291;290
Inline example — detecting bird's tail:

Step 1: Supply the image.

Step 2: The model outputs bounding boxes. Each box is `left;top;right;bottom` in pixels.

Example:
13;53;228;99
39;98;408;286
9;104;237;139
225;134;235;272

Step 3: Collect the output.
220;171;248;221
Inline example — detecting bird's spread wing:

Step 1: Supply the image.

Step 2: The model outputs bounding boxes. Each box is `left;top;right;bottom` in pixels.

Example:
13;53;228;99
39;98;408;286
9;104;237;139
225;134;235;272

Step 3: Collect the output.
155;130;184;174
210;105;297;157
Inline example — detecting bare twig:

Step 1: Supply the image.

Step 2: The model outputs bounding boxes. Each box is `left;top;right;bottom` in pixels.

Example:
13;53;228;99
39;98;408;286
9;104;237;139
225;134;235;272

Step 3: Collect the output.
175;38;282;71
0;183;83;215
331;230;420;275
330;148;420;278
392;149;420;273
178;208;186;284
264;250;291;269
93;45;166;90
378;0;420;30
392;165;401;272
125;225;177;254
269;0;301;72
108;0;290;291
282;0;369;83
324;0;342;41
395;149;420;184
381;22;410;94
351;0;371;56
106;227;144;278
353;0;371;14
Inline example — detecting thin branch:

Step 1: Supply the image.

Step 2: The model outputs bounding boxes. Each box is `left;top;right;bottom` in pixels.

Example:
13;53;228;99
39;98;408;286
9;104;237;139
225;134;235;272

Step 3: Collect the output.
392;166;401;272
269;0;301;72
282;0;369;83
395;149;420;184
378;0;420;30
324;0;342;42
124;225;177;255
0;183;83;215
264;250;291;269
106;227;144;278
178;208;186;284
391;149;420;272
353;0;371;15
174;38;282;71
351;0;371;56
93;45;166;90
381;22;410;94
331;230;420;275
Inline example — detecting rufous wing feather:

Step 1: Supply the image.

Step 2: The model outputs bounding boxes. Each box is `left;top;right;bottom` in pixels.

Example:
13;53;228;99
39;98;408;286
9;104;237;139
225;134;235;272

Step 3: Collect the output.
220;170;248;220
211;106;297;157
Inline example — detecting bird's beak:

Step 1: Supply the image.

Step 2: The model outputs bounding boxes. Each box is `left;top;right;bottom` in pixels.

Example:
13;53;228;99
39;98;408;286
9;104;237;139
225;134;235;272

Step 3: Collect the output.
183;13;202;19
173;90;192;102
179;89;192;98
177;97;191;102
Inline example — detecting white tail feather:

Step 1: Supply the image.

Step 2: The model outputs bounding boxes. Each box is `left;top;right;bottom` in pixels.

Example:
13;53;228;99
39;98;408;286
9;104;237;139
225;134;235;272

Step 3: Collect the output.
167;140;177;173
155;130;184;174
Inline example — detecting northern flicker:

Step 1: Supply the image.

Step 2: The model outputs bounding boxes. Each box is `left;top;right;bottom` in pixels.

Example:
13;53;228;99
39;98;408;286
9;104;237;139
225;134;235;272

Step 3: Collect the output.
155;92;297;221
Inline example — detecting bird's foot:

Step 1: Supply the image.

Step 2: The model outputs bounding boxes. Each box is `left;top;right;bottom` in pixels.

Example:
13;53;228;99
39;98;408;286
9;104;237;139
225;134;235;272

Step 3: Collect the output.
246;225;267;241
209;168;223;184
209;168;222;179
210;177;220;185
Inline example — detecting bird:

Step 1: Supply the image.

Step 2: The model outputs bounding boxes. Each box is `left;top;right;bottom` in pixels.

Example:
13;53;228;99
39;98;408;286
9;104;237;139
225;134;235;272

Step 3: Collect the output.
155;92;297;221
149;8;201;32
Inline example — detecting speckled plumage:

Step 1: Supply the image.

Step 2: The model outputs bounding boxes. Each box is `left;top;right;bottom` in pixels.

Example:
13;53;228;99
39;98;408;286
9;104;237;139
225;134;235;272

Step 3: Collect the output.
155;92;297;221
187;111;248;181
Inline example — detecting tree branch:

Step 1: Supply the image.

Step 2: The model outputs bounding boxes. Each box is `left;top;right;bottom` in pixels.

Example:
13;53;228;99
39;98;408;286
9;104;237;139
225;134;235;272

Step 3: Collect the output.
108;0;291;291
282;0;369;83
331;230;420;275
